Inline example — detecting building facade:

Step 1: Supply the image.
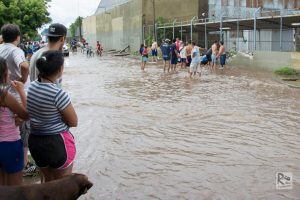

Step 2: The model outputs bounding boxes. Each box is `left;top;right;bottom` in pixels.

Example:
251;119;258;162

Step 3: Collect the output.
82;0;300;52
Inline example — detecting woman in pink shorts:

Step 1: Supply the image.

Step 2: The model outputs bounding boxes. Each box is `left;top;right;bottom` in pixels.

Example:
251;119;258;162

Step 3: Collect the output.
27;50;78;182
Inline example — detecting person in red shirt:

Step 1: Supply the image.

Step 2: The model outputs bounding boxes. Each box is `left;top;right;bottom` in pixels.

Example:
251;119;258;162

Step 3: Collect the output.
96;41;103;57
175;38;181;51
141;45;148;71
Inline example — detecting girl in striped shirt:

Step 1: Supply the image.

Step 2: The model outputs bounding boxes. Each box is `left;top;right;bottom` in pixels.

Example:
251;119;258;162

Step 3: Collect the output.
27;50;78;182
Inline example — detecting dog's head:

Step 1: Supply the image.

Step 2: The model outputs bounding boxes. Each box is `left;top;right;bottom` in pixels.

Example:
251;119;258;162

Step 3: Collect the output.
71;174;93;198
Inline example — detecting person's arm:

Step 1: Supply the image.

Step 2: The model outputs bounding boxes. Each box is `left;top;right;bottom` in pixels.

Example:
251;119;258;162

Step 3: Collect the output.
20;62;29;83
55;90;78;127
61;103;78;127
4;93;28;120
13;49;29;83
11;81;27;108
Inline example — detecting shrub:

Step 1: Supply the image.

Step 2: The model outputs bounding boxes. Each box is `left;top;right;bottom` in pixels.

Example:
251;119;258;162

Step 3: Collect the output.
274;67;298;76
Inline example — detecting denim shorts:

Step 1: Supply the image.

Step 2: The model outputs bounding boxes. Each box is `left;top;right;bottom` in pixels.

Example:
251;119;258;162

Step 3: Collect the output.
211;54;217;64
220;54;226;65
142;56;148;62
0;140;24;174
163;55;170;61
151;49;158;57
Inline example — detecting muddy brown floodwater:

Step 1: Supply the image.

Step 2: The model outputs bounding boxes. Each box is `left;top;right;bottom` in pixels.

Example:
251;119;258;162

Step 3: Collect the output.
63;53;300;200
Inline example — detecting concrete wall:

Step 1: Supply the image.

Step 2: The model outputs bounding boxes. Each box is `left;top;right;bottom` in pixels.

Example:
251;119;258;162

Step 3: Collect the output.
143;0;202;24
230;51;300;70
82;15;97;46
83;0;143;51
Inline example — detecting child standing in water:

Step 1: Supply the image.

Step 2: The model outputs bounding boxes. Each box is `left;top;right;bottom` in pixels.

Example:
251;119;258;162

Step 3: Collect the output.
0;57;28;186
27;50;78;182
141;45;148;71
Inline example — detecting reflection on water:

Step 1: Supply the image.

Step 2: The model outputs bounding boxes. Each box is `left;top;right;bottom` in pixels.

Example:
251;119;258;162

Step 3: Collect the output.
63;53;300;200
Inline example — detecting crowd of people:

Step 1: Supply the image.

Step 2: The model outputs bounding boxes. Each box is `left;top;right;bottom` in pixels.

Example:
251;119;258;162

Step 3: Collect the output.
139;37;227;78
77;40;103;58
0;23;77;186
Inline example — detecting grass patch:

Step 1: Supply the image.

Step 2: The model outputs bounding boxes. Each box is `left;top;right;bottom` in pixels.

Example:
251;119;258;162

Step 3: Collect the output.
274;67;298;76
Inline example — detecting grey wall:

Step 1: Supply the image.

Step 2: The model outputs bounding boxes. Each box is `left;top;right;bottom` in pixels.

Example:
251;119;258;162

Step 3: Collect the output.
83;0;143;51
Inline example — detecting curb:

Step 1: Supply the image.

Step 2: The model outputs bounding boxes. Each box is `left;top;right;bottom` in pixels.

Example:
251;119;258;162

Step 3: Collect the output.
272;77;300;89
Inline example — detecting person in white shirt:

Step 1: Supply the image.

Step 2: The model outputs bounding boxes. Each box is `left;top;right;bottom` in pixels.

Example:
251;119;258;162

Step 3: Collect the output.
0;24;30;170
189;42;201;78
179;42;187;69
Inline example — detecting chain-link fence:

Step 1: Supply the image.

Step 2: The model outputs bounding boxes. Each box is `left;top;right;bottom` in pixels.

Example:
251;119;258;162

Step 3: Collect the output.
145;8;300;53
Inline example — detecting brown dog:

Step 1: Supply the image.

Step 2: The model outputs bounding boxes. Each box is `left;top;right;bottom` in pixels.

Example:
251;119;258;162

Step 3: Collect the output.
0;173;93;200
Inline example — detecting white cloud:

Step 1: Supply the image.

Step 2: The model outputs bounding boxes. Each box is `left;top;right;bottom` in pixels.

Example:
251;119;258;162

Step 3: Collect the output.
48;0;101;27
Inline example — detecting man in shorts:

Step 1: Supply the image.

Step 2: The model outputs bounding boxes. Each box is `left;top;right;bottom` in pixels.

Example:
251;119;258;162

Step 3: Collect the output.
185;41;193;67
218;41;226;69
211;41;219;71
161;39;171;72
189;42;201;78
170;39;178;72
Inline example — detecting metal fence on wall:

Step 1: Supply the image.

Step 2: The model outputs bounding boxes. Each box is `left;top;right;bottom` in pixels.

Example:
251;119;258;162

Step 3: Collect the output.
143;7;300;53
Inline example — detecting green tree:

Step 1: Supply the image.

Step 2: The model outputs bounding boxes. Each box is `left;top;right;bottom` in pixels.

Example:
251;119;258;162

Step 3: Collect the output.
69;16;83;38
0;0;51;39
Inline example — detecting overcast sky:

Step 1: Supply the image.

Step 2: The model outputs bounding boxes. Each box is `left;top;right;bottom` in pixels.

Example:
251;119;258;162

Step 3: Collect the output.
48;0;101;27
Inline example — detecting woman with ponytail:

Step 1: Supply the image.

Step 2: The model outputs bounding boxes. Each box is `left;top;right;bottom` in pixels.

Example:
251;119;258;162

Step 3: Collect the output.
27;50;78;182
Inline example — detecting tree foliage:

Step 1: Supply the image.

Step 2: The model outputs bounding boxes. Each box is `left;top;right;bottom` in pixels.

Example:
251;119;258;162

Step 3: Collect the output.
69;16;83;38
0;0;52;39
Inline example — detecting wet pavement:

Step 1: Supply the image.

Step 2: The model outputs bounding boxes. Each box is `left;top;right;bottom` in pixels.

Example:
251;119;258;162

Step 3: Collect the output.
63;53;300;200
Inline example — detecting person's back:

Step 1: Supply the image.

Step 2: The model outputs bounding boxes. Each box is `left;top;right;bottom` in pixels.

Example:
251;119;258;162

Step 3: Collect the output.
0;44;26;83
212;43;218;55
28;81;70;135
191;46;200;63
219;44;225;55
161;43;170;57
180;46;186;59
0;24;29;99
170;43;177;59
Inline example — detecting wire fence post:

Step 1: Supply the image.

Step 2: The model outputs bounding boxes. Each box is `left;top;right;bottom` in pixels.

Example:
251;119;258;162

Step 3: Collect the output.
172;19;177;39
280;12;283;52
180;21;183;40
155;23;158;42
142;25;145;44
190;16;196;42
164;26;166;40
220;14;223;41
237;17;239;52
254;7;261;51
205;18;207;49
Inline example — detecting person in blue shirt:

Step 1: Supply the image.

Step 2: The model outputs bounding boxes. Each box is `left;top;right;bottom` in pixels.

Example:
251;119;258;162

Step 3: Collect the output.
160;39;171;73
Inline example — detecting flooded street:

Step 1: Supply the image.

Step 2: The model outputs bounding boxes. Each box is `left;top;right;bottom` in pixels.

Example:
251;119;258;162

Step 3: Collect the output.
63;53;300;200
